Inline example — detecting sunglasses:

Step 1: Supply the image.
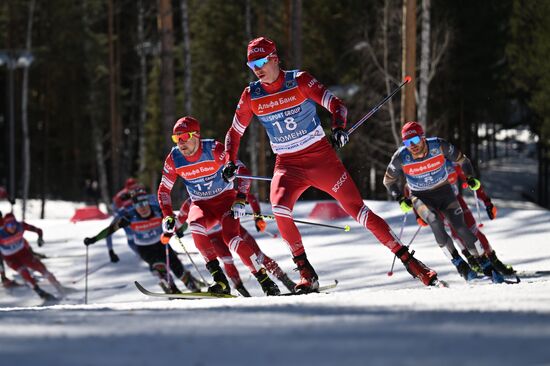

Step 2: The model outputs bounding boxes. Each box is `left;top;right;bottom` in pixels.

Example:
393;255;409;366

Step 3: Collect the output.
4;221;16;228
403;135;422;147
134;200;149;208
171;131;199;144
246;52;274;70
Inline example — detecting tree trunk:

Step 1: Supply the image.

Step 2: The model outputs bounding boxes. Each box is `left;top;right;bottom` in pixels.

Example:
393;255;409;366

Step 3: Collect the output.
418;0;430;130
137;0;148;175
108;0;120;190
384;0;400;147
21;0;36;220
180;0;192;115
291;0;302;68
245;0;259;195
402;0;417;123
157;0;176;152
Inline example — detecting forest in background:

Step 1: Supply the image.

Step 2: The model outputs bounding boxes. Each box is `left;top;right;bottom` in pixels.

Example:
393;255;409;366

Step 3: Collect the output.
1;0;549;214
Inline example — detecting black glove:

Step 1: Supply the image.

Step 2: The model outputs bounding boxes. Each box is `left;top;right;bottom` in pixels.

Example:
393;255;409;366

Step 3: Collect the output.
330;128;349;149
119;192;131;201
84;237;96;246
162;216;176;233
222;161;238;183
37;237;45;247
397;196;413;213
108;249;120;263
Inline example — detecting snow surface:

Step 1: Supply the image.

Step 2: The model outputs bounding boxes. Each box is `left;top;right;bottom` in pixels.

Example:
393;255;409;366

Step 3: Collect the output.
1;199;550;366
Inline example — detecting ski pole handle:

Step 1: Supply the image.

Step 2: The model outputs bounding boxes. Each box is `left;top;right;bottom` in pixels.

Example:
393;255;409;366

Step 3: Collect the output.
247;213;351;232
347;76;411;135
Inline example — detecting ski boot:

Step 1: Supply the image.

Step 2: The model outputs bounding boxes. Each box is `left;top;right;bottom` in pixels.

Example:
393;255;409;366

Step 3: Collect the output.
205;260;230;295
451;257;478;281
395;246;438;286
255;268;280;296
478;255;504;283
159;279;181;294
462;250;483;274
292;253;319;293
277;273;297;293
34;285;57;301
181;271;201;292
488;251;515;275
234;281;251;297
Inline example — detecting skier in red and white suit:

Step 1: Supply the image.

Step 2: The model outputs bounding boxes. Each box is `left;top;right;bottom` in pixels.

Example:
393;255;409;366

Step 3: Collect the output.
223;37;439;292
0;213;64;300
158;116;280;296
176;192;296;296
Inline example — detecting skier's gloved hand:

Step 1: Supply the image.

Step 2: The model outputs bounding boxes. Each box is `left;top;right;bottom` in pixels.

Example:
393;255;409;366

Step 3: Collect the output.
222;161;238;183
466;176;481;191
330;128;349;149
254;217;266;232
231;194;247;219
83;237;96;246
108;249;120;263
485;202;497;220
397;196;413;213
37;237;45;247
162;216;176;233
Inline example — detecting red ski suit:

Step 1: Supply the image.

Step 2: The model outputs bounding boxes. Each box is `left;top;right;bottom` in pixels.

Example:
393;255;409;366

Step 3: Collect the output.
157;140;261;274
225;70;403;256
176;195;285;286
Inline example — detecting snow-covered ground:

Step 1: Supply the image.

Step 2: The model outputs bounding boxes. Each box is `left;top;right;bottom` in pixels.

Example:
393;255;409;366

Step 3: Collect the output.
1;198;550;366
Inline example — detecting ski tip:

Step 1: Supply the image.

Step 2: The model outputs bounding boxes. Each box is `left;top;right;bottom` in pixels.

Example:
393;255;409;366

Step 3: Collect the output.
404;75;412;83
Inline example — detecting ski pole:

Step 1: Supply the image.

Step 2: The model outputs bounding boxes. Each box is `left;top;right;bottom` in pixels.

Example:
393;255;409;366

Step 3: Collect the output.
165;238;172;287
72;260;110;284
172;235;209;285
472;189;484;228
347;76;412;135
263;229;279;238
387;225;422;277
246;213;351;232
84;245;89;305
387;213;408;276
235;174;272;181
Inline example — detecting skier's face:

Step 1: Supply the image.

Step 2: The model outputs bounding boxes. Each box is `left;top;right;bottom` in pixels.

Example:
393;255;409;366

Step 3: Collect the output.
135;202;151;218
405;136;427;157
4;220;16;234
251;54;280;84
177;134;200;157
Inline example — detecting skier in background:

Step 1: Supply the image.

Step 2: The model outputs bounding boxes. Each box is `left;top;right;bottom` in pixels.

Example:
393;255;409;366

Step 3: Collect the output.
158;116;281;296
0;213;64;300
84;191;202;294
383;121;507;283
223;37;439;293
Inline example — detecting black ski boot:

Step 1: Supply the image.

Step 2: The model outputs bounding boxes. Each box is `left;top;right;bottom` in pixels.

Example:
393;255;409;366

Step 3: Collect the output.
451;256;478;281
462;249;483;274
488;251;515;275
293;253;319;293
255;268;280;296
181;271;201;292
159;279;181;294
277;273;297;293
34;285;56;301
206;260;230;294
478;255;504;283
234;281;251;297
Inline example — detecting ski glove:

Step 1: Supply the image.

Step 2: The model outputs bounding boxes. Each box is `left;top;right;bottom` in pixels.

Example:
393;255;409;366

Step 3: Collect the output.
37;237;45;247
162;216;176;233
466;177;481;191
108;249;120;263
231;194;247;219
222;161;238;183
331;128;349;149
397;196;413;213
83;237;96;246
254;217;267;232
485;202;497;220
